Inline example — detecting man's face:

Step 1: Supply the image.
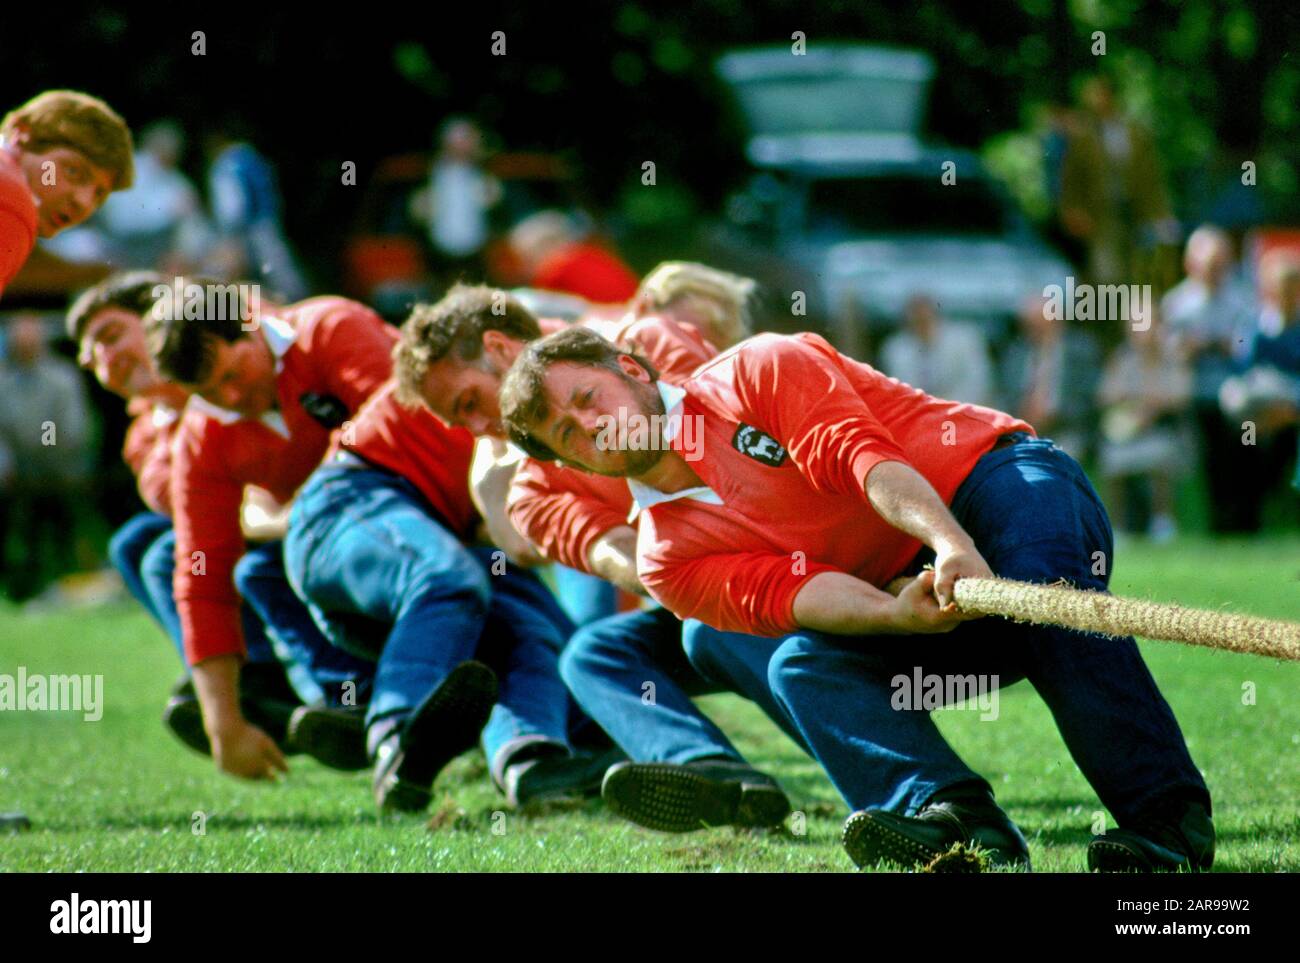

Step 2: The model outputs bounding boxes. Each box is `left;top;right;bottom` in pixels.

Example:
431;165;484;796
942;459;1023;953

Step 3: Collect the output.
528;359;665;476
421;355;508;437
18;144;115;238
79;307;157;399
188;335;278;418
418;331;525;437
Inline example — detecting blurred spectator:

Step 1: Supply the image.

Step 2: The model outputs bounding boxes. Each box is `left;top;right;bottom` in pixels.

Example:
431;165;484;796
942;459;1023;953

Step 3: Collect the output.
204;124;307;300
98;120;212;272
879;294;994;406
0;315;93;600
1096;307;1193;541
632;261;756;348
1059;75;1176;293
1219;250;1300;510
509;210;638;305
1035;100;1087;268
1000;293;1102;461
1161;225;1258;531
425;117;500;284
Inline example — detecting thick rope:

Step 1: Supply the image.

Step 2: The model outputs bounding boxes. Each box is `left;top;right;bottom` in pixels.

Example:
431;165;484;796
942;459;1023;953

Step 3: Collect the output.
952;577;1300;662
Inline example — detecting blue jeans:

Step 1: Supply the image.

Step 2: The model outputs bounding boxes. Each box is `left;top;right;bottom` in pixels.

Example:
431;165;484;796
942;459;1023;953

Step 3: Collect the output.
564;606;810;764
132;521;278;668
695;435;1210;827
108;512;173;628
235;540;376;706
284;457;575;780
551;565;619;627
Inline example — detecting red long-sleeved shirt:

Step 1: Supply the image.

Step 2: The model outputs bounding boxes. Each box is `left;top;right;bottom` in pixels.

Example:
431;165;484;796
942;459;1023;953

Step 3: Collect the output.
122;399;181;516
171;297;396;664
337;380;479;539
506;314;717;573
634;332;1034;637
0;149;38;298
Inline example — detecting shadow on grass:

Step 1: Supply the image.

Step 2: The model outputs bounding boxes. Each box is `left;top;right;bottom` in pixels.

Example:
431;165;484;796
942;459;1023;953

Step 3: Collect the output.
87;812;374;832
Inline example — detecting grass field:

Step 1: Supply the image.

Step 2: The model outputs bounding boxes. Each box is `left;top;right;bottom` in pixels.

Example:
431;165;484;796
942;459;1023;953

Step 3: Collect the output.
2;535;1298;873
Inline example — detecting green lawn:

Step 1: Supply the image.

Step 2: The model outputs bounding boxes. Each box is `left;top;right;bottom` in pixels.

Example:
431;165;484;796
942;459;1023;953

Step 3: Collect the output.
1;535;1297;872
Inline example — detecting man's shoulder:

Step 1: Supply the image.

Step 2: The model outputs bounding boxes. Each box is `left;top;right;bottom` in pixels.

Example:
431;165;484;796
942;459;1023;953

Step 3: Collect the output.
0;152;36;227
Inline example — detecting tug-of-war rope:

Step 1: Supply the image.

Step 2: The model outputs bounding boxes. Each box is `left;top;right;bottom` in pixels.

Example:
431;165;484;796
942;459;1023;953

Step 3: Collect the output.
950;577;1300;662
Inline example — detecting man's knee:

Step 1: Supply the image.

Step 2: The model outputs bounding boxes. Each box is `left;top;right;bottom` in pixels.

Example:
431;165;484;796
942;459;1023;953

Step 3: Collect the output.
107;523;148;577
233;542;282;598
767;633;820;702
403;558;492;615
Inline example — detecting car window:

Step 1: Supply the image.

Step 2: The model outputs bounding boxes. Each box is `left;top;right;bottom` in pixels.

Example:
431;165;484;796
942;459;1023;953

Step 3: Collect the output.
804;176;1009;236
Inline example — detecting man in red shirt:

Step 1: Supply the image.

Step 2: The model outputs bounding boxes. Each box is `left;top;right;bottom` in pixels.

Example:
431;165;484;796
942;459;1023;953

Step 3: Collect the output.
144;286;398;780
499;327;1215;873
1;90;133;298
392;285;801;831
278;372;617;813
67;273;370;769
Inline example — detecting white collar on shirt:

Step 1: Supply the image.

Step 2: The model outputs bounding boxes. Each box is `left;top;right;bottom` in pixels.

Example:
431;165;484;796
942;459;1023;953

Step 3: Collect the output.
259;313;296;372
625;381;722;522
183;316;295;438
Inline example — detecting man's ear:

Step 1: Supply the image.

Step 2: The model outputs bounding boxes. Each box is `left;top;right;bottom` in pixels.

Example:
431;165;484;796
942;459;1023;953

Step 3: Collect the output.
481;329;519;367
617;353;652;383
5;123;30;148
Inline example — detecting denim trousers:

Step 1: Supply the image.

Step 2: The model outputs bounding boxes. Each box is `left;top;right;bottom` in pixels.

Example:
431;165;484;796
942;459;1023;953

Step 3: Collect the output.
283;457;576;779
681;435;1210;826
112;512;278;668
560;605;811;765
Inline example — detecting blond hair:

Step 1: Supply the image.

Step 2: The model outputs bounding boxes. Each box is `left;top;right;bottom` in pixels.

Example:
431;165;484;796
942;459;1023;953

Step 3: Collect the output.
635;261;756;348
1;90;134;189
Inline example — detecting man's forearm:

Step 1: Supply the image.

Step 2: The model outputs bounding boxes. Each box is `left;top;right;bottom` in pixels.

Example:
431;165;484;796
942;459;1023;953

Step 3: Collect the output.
587;526;646;596
864;461;973;552
190;655;245;736
791;571;899;635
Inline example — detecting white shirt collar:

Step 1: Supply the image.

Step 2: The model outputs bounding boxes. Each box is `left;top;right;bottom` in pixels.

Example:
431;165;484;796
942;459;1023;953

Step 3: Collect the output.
186;394;291;439
259;314;296;372
625;381;722;522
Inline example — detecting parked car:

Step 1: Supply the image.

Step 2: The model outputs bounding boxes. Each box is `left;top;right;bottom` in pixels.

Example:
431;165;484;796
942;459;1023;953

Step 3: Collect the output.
708;44;1072;358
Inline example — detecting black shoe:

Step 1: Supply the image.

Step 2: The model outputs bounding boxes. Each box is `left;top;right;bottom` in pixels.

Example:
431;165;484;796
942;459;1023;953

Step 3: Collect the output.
287;704;368;771
162;693;210;756
504;747;627;809
161;685;302;758
373;661;498;814
601;758;791;832
1088;800;1215;873
843;789;1031;871
239;661;302;706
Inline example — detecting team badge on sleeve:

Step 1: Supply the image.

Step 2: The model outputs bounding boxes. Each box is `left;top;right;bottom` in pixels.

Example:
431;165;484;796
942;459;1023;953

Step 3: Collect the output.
732;423;788;467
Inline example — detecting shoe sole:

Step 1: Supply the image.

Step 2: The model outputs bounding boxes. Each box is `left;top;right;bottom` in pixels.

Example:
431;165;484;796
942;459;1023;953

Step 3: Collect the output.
287;706;368;771
601;762;790;833
1088;839;1157;873
843;810;1030;871
375;662;498;814
843;810;950;870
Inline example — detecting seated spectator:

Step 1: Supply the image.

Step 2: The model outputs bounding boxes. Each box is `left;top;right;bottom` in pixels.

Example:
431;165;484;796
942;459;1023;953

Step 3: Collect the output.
1220;250;1300;504
509;210;638;305
99;120;211;272
1096;308;1194;541
879;294;994;406
630;261;756;348
0;314;93;600
1161;225;1258;532
1000;294;1102;462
